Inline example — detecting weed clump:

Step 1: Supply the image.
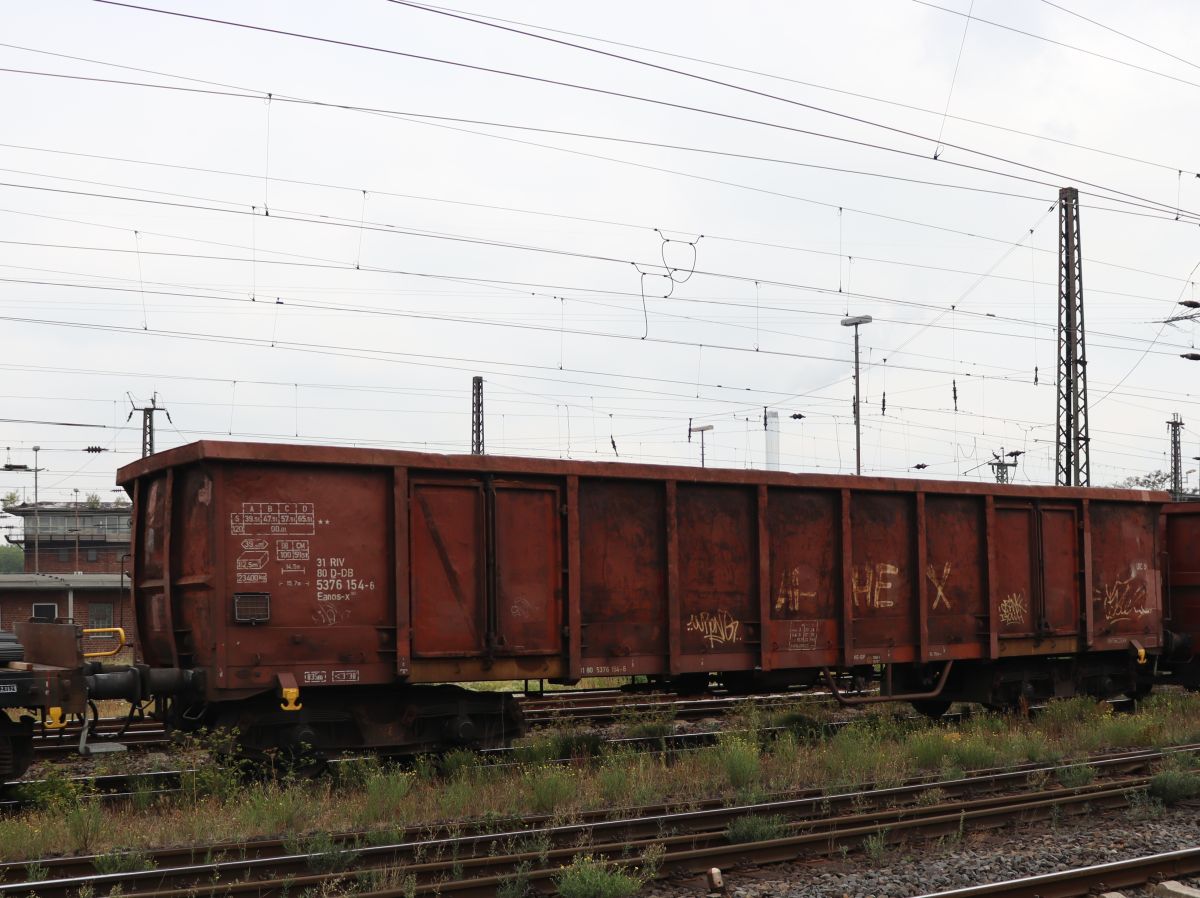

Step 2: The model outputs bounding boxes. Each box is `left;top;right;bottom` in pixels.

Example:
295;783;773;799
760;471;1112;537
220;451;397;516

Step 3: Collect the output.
1149;768;1200;805
524;765;575;814
358;768;414;825
1054;764;1095;788
713;735;760;791
553;854;646;898
725;814;787;844
93;848;156;875
617;707;675;741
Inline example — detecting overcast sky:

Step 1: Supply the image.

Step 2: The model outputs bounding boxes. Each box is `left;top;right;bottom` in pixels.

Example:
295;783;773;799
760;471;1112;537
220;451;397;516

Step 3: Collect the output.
2;0;1199;523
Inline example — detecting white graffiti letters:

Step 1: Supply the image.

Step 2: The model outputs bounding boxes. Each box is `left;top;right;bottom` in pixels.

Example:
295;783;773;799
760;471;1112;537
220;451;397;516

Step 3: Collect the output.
776;567;816;613
852;562;899;608
1099;564;1152;624
998;591;1027;626
686;609;742;647
926;562;952;611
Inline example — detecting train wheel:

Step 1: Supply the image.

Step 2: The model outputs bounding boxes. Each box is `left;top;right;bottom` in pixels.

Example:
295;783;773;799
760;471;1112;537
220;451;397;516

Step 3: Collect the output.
1125;679;1153;701
671;673;711;696
911;699;952;720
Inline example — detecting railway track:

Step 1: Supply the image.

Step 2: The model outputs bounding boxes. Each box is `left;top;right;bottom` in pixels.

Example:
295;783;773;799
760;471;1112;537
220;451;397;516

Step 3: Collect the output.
0;745;1189;896
914;849;1200;898
31;721;171;756
22;687;840;762
19;692;1137;773
518;687;843;726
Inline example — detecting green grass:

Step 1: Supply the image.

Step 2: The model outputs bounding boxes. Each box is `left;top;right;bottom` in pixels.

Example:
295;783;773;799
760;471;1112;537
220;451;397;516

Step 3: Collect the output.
5;693;1200;866
553;855;645;898
1149;768;1200;805
525;765;575;814
725;814;787;844
1054;765;1096;788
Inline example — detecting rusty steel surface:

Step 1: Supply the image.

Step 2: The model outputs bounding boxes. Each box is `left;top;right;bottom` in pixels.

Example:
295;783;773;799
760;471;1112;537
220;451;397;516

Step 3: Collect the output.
1164;504;1200;661
11;622;81;670
118;441;1170;502
676;485;758;669
578;479;666;676
118;441;1169;697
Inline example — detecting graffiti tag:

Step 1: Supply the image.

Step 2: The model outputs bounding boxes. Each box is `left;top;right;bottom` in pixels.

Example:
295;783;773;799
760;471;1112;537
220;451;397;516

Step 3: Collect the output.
776;566;816;613
686;609;741;647
312;603;350;627
926;562;952;610
852;562;899;609
998;591;1027;626
1099;565;1152;624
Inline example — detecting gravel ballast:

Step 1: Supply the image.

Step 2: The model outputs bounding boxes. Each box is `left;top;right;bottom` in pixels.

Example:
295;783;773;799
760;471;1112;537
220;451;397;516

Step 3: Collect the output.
644;804;1200;898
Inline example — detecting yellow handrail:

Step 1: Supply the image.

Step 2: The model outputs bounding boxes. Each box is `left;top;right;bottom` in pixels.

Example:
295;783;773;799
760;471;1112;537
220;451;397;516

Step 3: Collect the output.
82;627;127;658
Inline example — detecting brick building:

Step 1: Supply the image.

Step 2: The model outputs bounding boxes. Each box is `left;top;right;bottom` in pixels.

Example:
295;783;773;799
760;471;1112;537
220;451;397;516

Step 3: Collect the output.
3;501;131;574
0;573;134;657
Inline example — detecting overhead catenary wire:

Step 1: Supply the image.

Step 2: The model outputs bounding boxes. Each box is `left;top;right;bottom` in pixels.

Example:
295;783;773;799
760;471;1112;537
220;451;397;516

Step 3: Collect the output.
9;62;1200;283
916;0;1200;94
932;0;974;159
1038;0;1200;76
379;0;1200;222
3;242;1196;364
0;170;1193;347
2;5;1195;487
369;2;1199;177
6;153;1198;297
89;0;1200;222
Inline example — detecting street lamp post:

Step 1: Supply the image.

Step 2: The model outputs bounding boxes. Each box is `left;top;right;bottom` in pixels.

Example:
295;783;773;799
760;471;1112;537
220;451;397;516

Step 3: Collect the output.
840;316;873;475
32;446;40;574
688;422;714;468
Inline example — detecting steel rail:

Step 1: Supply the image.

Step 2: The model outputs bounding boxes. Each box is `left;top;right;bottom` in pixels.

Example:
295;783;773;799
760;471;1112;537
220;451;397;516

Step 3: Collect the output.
913;848;1200;898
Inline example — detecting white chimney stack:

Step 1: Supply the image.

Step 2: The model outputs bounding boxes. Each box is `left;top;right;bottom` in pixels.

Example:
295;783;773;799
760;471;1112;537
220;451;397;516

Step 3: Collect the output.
765;410;780;471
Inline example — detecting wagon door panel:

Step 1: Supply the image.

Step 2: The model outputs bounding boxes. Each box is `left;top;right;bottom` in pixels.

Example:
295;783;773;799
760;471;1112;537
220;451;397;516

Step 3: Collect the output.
924;495;987;652
494;484;562;655
677;485;758;665
766;488;839;665
849;493;916;652
578;480;666;676
994;505;1039;637
410;481;486;657
1091;501;1161;648
1040;506;1080;635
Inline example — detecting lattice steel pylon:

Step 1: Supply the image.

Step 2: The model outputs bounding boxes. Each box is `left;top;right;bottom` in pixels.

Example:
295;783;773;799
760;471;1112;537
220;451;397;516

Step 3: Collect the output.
1056;187;1090;486
127;392;170;458
471;376;484;455
1169;413;1184;500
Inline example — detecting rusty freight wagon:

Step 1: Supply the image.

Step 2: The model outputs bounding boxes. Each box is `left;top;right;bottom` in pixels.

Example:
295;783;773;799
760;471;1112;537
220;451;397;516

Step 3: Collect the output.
110;441;1176;756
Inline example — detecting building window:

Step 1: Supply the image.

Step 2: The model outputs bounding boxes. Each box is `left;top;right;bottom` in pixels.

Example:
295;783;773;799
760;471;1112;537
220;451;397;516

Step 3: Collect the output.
31;603;57;622
88;603;114;629
57;549;70;562
86;549;99;563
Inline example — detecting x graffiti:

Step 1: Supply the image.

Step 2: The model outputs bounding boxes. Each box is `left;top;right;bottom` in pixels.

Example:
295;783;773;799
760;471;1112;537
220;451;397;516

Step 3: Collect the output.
927;562;952;610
